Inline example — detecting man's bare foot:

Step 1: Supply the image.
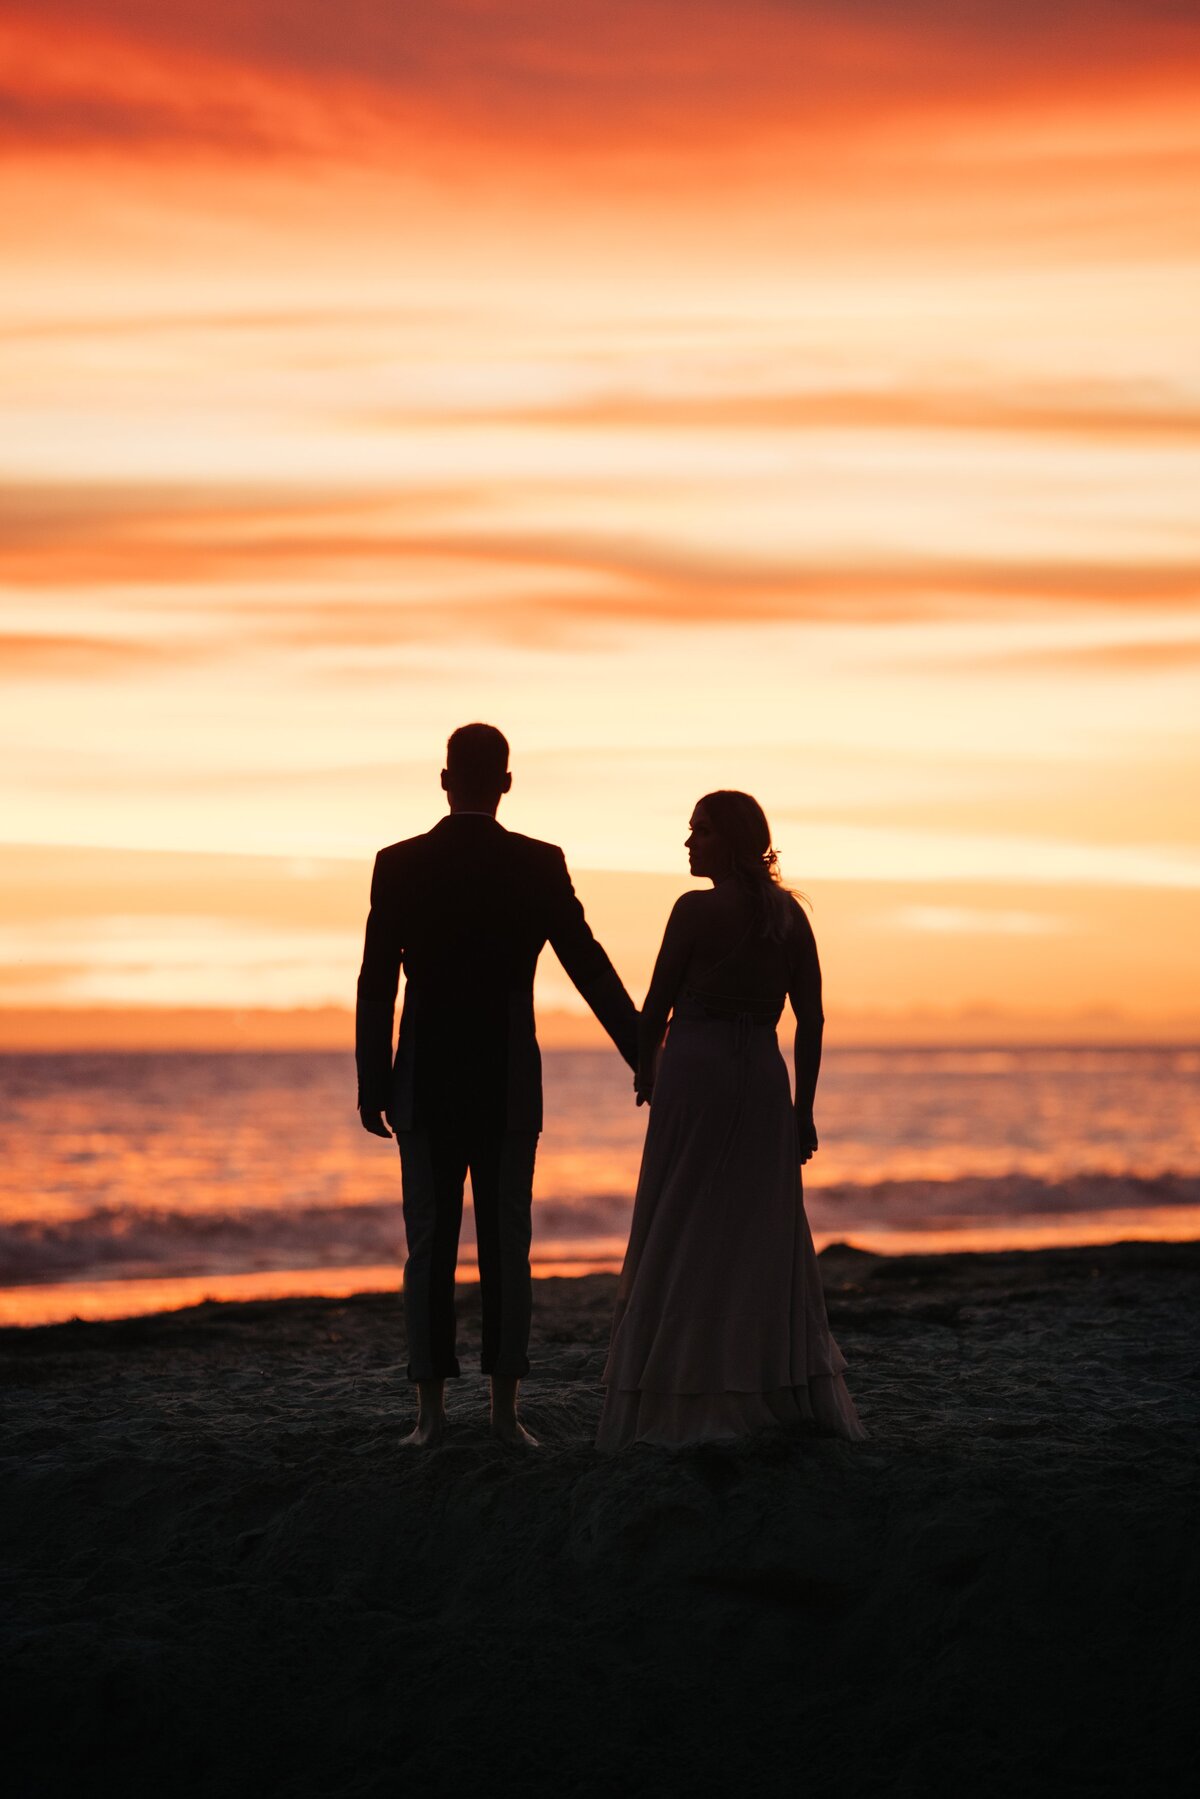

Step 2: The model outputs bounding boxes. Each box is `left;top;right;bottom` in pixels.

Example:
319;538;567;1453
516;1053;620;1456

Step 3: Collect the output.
489;1374;538;1446
490;1415;539;1448
400;1412;449;1448
401;1379;448;1447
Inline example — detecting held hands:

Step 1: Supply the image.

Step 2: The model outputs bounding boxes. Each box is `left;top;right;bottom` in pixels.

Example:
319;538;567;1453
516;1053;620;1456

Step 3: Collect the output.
359;1108;395;1139
634;1066;654;1107
796;1108;818;1165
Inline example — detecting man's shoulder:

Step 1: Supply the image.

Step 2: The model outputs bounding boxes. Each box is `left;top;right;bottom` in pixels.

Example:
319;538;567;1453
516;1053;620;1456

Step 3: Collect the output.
370;832;447;892
374;833;430;867
373;826;566;886
493;832;570;899
500;829;566;866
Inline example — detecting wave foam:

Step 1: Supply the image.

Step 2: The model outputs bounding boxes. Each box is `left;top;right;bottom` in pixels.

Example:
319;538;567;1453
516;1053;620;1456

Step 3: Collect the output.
4;1173;1199;1287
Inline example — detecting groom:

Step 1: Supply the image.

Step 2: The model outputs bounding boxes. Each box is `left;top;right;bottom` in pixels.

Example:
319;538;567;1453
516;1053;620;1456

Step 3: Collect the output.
356;724;638;1446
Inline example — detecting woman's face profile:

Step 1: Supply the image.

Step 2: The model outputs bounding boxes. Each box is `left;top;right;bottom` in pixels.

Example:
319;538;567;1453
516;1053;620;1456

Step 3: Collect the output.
686;804;728;881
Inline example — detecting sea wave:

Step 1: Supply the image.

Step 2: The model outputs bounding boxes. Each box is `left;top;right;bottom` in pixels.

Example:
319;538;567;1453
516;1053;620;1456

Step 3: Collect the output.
804;1170;1200;1228
4;1173;1199;1287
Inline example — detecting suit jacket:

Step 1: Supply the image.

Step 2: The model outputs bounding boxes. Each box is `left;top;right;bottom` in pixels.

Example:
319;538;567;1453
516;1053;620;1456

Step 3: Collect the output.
355;814;638;1133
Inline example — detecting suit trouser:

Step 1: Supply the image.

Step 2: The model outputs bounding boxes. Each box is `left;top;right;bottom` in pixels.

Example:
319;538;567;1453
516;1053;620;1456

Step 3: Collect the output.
397;1127;540;1382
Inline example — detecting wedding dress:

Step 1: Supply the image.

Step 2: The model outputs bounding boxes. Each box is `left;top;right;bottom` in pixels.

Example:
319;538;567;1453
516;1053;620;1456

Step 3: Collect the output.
597;892;866;1451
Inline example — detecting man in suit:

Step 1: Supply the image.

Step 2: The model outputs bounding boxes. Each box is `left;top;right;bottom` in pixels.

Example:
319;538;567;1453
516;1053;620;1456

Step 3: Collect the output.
357;723;638;1446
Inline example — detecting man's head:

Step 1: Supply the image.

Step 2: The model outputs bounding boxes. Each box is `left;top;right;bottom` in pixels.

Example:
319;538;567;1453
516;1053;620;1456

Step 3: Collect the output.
441;722;512;814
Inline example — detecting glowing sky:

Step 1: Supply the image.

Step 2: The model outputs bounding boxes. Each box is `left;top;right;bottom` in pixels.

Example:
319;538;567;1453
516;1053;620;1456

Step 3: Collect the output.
2;2;1199;1040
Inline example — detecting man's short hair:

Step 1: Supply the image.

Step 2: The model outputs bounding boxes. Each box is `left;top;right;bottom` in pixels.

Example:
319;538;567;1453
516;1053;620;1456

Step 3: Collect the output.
445;723;510;792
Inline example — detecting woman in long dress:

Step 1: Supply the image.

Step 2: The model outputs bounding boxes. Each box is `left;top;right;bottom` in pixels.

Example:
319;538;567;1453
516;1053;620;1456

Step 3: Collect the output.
597;790;866;1451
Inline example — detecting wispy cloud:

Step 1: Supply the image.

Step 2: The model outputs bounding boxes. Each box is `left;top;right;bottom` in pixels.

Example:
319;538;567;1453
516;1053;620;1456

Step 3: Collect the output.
363;385;1200;443
780;745;1200;852
4;476;1197;647
947;639;1200;673
0;306;462;343
3;3;1196;162
3;846;1198;1036
0;633;182;674
0;482;474;594
2;4;1198;1038
0;844;362;929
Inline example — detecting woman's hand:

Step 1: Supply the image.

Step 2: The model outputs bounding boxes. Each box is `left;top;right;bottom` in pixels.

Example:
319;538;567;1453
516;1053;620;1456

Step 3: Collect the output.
634;1065;655;1107
796;1109;818;1164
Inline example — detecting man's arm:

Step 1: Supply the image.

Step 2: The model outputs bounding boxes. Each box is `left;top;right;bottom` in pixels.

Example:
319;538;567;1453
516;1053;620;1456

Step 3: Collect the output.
355;853;402;1136
545;850;638;1068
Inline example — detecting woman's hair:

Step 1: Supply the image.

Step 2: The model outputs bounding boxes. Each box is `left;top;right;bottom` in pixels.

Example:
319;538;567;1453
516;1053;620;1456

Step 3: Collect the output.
696;789;802;940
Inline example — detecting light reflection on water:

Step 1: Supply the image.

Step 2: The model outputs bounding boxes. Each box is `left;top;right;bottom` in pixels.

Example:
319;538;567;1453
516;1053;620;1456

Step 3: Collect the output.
5;1208;1200;1327
2;1047;1198;1323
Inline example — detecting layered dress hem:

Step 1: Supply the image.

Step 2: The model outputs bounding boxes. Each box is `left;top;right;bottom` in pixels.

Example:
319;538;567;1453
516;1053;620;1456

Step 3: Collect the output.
596;1375;868;1452
597;1005;867;1454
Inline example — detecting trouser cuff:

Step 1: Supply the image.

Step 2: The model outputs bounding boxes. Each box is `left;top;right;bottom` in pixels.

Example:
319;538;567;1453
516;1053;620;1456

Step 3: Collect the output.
407;1360;461;1383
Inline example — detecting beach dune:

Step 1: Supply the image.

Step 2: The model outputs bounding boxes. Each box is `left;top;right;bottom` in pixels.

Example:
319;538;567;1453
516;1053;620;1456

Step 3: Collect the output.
3;1241;1197;1797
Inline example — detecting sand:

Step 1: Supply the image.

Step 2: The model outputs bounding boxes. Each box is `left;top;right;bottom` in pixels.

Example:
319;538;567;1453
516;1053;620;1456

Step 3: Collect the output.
3;1241;1198;1798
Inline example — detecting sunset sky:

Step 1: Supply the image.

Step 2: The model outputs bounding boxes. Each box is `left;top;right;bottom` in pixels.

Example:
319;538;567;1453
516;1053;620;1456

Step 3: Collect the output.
3;1;1199;1043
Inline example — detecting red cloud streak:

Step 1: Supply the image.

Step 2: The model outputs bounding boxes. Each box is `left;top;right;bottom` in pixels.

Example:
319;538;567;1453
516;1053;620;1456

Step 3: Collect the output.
2;2;1197;160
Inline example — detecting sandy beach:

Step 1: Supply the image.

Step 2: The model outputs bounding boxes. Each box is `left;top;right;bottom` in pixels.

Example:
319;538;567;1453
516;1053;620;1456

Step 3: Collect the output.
3;1240;1197;1798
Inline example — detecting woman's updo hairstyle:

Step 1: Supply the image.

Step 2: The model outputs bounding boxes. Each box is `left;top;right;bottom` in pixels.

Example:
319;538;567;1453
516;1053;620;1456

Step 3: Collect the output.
696;790;799;940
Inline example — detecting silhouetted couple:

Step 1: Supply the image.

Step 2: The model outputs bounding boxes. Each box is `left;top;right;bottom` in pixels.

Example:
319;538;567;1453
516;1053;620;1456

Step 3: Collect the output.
356;724;865;1449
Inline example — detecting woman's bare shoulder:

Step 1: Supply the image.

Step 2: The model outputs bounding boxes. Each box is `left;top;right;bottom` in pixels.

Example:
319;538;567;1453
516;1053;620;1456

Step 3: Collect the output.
666;889;708;924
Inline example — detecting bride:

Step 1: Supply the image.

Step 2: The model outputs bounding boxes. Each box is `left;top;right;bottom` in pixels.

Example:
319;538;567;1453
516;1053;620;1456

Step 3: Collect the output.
597;790;866;1451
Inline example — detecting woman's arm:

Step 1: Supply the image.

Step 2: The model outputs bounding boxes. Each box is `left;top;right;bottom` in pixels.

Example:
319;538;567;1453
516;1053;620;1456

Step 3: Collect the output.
636;895;697;1101
787;904;824;1162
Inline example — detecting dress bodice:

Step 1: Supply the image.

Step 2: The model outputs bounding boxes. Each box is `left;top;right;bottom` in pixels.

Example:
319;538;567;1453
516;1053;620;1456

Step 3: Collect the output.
675;908;796;1027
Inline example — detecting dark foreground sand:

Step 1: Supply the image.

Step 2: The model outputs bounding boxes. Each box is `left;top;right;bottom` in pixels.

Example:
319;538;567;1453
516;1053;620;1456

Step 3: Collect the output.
3;1241;1198;1799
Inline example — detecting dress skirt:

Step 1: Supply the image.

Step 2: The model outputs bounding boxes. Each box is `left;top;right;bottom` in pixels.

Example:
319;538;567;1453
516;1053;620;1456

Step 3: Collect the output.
597;1013;867;1451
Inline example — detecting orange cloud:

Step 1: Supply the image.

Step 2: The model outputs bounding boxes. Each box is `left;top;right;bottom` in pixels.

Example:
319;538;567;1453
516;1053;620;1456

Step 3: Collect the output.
0;483;469;593
0;843;362;929
937;639;1200;675
4;472;1197;661
3;848;1199;1043
2;2;1196;167
401;386;1200;443
2;4;1196;1050
781;749;1200;850
0;633;177;674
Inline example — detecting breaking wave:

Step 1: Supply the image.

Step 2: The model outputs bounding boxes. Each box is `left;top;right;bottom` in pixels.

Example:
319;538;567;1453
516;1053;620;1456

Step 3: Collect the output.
5;1173;1199;1287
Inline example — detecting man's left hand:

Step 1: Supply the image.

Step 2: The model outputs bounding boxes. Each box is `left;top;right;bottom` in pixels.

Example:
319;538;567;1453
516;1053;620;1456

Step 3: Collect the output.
359;1108;394;1138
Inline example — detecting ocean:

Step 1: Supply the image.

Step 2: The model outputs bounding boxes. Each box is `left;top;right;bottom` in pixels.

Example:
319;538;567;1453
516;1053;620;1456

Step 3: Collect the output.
2;1046;1198;1323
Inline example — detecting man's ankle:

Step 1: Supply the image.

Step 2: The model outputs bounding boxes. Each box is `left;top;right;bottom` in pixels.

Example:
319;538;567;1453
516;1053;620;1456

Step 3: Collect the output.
489;1373;519;1416
414;1377;446;1419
